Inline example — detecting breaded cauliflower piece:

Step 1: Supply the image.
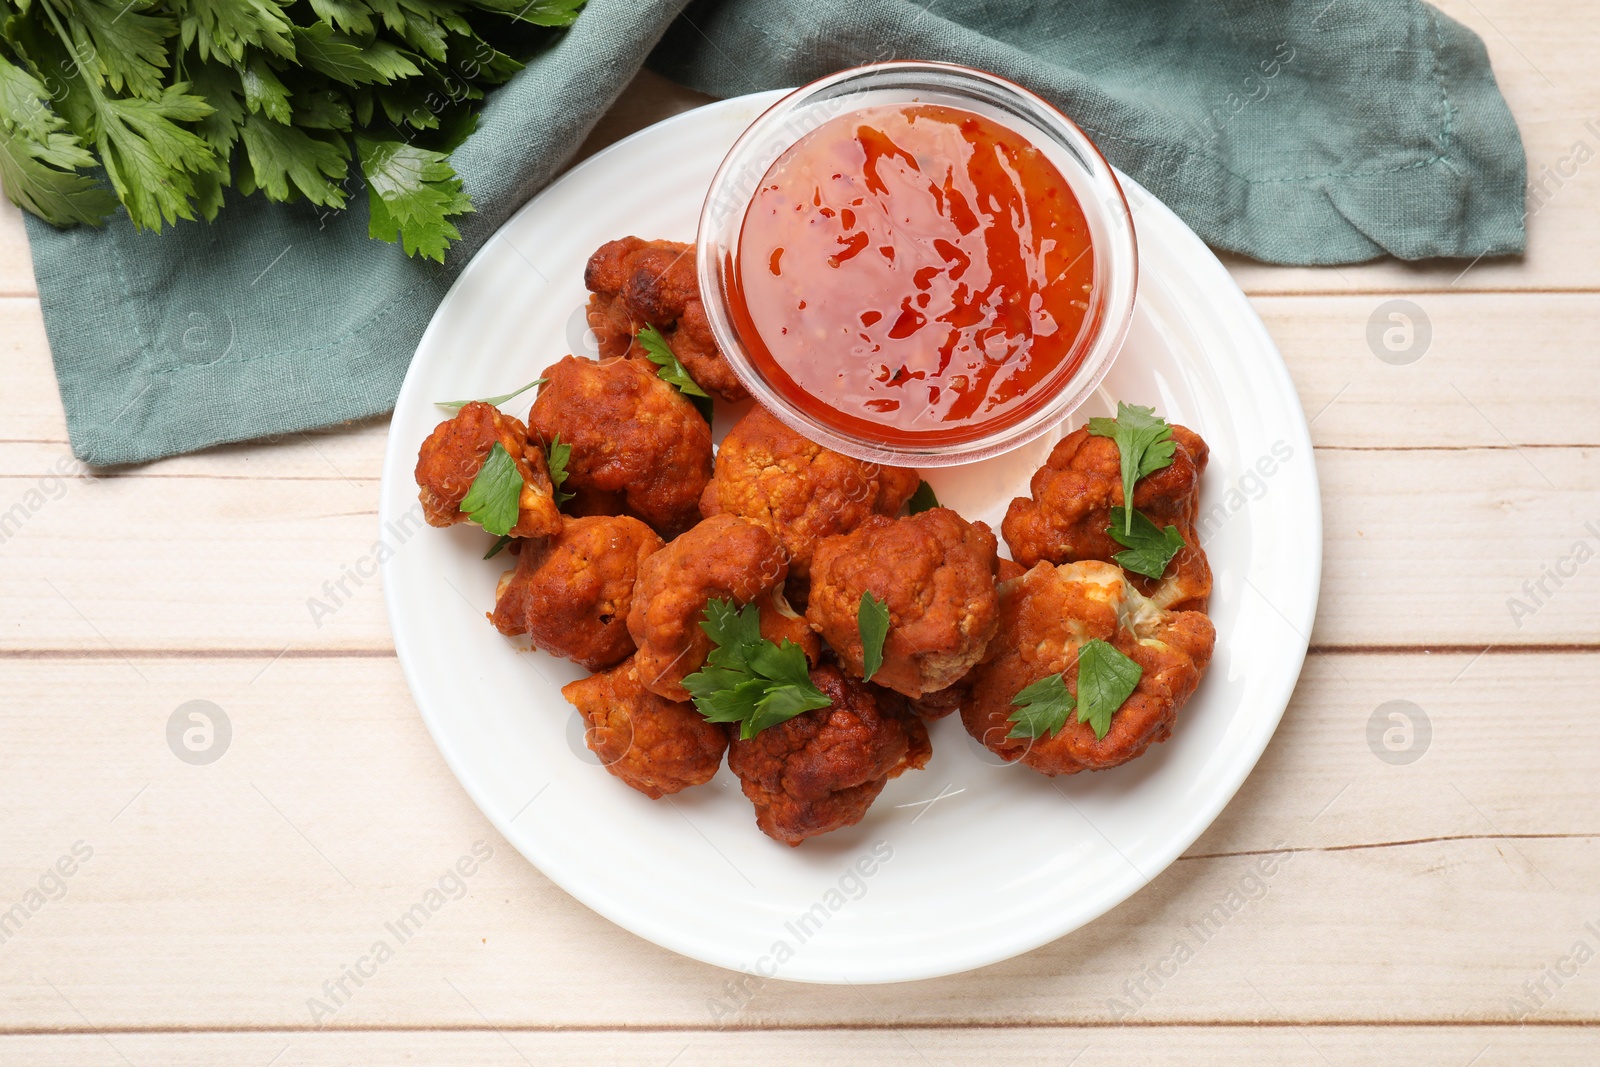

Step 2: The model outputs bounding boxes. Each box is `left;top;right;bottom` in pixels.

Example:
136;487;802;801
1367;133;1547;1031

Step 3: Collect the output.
699;405;921;581
1001;423;1212;612
727;661;931;846
527;355;713;538
757;584;823;668
962;560;1216;775
806;508;1001;698
907;678;969;721
414;401;562;539
561;656;729;799
490;515;663;671
584;236;748;403
626;515;790;701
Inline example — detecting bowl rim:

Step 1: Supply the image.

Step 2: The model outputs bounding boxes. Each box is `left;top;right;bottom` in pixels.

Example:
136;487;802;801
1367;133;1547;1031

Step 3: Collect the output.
695;59;1140;467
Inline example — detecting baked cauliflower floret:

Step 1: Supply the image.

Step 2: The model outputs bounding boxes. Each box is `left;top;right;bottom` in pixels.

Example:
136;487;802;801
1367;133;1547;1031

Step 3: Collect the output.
561;655;729;799
626;515;791;701
1001;423;1212;612
962;560;1216;775
490;515;663;671
727;662;931;846
527;354;713;538
584;236;748;403
413;401;562;539
806;508;1001;698
757;584;823;668
699;405;920;581
907;677;970;721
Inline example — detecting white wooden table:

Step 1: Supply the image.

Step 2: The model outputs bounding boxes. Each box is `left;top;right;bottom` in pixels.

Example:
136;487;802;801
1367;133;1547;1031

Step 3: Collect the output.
2;3;1596;1062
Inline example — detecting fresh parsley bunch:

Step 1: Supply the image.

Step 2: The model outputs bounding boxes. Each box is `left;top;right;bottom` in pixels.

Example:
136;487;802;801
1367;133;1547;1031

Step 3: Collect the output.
0;0;586;261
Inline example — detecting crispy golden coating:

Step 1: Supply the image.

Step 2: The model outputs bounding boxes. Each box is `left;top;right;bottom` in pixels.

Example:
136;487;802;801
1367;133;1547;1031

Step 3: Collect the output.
584;237;748;403
561;656;729;799
962;560;1216;776
806;508;1001;698
758;585;823;667
585;237;692;355
527;355;713;538
671;299;736;398
727;662;931;846
414;401;562;539
563;485;626;519
626;515;790;701
907;678;969;721
1001;424;1212;612
490;515;663;670
699;405;921;580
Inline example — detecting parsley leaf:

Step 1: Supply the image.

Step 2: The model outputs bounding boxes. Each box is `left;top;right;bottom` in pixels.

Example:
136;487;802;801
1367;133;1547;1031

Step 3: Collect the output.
1087;404;1177;535
241;113;349;207
0;120;117;226
175;0;296;64
691;676;766;728
545;432;574;505
482;534;512;560
185;61;242;218
636;324;708;398
1007;673;1075;740
0;58;64;144
743;640;829;736
857;591;889;682
1106;506;1185;579
239;59;291;123
637;323;714;423
435;377;546;413
0;59;119;226
308;0;377;37
366;80;440;131
293;23;420;86
365;0;459;62
906;480;938;514
295;89;353;133
1007;639;1144;741
700;597;762;656
358;135;473;263
91;83;221;230
187;61;243;147
1074;639;1143;740
682;598;832;740
65;0;175;100
459;441;522;536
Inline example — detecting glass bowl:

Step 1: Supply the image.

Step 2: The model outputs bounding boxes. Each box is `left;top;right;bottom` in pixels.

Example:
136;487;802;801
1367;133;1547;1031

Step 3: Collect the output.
696;61;1138;467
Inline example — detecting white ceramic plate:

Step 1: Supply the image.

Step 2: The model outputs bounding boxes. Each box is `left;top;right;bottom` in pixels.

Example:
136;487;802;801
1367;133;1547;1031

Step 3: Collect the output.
379;91;1321;984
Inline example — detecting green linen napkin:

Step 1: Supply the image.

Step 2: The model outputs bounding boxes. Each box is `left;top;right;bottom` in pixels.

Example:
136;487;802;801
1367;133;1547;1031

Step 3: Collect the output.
22;0;1525;467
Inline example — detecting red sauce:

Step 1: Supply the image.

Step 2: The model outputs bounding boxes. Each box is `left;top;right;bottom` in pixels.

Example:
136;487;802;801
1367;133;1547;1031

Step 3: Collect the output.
730;103;1096;445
